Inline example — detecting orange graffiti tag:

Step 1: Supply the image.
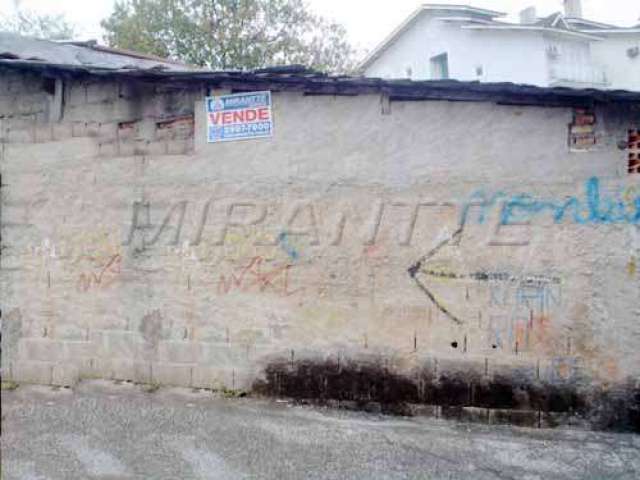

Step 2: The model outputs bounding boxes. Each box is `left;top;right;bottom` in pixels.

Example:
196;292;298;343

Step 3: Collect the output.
77;254;122;292
217;256;302;297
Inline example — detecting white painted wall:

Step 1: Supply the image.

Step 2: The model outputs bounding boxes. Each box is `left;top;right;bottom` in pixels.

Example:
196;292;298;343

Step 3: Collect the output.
591;34;640;91
446;29;548;85
363;13;640;91
364;13;435;80
544;35;608;87
364;15;548;86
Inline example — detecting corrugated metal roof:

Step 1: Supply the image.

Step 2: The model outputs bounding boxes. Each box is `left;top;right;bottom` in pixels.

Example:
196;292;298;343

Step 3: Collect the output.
1;32;639;107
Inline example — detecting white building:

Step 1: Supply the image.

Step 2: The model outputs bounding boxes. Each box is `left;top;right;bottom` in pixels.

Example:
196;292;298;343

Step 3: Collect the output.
360;1;640;91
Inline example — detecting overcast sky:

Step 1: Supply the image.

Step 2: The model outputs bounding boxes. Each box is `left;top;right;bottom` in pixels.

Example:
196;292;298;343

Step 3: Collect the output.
1;0;637;52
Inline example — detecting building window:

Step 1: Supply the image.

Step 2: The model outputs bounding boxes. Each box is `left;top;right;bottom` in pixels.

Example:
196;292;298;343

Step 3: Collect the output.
629;129;639;174
430;53;449;80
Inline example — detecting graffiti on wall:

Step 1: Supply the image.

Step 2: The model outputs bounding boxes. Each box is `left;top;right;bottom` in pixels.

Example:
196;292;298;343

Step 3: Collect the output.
217;256;302;297
122;177;640;259
464;177;640;227
489;280;562;312
76;254;122;292
408;226;563;326
27;175;631;362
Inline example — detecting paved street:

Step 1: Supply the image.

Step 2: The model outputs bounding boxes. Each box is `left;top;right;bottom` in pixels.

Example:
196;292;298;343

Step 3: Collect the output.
2;381;639;480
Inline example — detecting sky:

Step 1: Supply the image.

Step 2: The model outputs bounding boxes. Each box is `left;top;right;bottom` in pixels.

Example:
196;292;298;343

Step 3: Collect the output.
1;0;638;53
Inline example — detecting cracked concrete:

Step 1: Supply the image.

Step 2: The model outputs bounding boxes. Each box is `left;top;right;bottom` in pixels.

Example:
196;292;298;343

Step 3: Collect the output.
1;381;639;480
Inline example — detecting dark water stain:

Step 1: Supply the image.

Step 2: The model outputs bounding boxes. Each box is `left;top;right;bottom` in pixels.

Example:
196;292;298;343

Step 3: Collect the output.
253;359;639;433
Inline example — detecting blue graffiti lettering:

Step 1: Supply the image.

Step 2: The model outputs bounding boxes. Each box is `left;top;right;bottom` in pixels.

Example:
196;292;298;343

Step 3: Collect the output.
465;177;640;226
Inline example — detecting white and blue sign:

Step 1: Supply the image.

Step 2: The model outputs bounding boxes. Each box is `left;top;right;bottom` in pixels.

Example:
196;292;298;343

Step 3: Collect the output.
205;91;273;143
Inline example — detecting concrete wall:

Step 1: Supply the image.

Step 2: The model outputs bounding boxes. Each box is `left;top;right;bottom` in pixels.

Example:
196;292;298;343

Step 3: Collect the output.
1;67;639;428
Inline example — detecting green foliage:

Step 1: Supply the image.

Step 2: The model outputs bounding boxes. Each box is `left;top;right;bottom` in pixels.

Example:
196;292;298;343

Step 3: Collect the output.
0;381;19;391
101;0;357;73
219;386;247;398
0;10;76;40
137;381;161;393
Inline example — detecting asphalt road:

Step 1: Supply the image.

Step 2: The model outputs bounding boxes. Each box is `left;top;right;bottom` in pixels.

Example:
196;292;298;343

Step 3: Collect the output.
2;381;639;480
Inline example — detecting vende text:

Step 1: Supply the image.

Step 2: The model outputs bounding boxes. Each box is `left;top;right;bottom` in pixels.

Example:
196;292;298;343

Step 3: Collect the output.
209;108;270;126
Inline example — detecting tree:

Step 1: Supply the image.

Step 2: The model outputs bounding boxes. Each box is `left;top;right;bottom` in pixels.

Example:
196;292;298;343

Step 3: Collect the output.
0;10;76;40
101;0;357;73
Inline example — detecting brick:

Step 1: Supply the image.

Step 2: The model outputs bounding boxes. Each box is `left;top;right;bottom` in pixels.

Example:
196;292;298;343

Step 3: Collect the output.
98;122;118;140
51;122;74;141
117;81;140;100
117;138;137;157
116;120;138;140
5;124;35;143
570;125;594;135
62;341;96;359
86;81;118;104
165;326;190;341
54;324;87;341
231;368;255;391
201;343;248;368
133;139;152;156
74;358;97;378
191;366;231;389
71;121;90;137
34;123;53;143
574;113;595;126
5;137;98;163
91;358;150;382
113;359;151;382
191;366;253;390
66;82;87;106
52;363;79;386
5;77;26;94
2;115;32;132
0;93;47;116
146;139;168;156
18;338;65;362
112;99;139;122
97;140;119;157
0;72;22;93
13;360;53;384
97;330;147;359
166;138;193;155
151;362;194;387
92;358;126;380
22;321;47;339
85;121;102;137
155;116;194;141
157;341;201;364
0;362;15;381
133;362;153;384
193;326;226;343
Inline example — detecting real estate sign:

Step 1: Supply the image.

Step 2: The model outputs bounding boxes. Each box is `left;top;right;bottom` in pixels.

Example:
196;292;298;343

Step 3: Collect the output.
205;91;273;143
